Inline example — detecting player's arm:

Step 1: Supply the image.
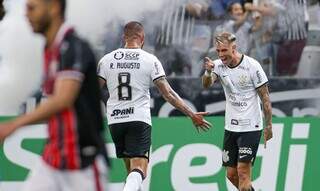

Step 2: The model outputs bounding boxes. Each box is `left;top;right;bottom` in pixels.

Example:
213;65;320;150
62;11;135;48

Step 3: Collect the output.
154;76;211;131
202;57;218;89
99;77;106;89
257;83;273;143
257;83;272;127
0;78;81;140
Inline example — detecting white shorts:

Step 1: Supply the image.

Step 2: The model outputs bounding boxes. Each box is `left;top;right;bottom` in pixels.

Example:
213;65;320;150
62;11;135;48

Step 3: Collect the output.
22;156;108;191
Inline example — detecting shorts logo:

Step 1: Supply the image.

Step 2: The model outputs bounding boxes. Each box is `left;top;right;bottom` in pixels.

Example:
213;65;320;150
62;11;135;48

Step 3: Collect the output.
222;150;230;162
111;107;134;117
114;51;124;60
239;155;247;159
239;147;252;155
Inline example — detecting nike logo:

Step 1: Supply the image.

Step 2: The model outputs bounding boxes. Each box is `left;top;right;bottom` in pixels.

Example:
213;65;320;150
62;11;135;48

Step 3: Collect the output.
222;75;228;77
239;155;247;159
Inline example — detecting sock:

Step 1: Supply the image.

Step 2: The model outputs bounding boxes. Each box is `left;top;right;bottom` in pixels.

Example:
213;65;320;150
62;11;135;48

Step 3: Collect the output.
123;169;144;191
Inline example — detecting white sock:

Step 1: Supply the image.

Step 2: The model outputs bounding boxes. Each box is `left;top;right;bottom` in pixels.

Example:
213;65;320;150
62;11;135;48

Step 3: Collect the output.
123;171;143;191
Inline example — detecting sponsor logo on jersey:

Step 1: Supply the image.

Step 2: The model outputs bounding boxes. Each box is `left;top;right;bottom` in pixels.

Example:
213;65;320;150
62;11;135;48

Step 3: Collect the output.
256;70;262;84
125;52;140;60
154;62;160;75
238;65;249;71
231;101;247;107
231;119;251;126
111;107;134;117
114;51;124;60
231;119;239;125
117;62;140;69
239;147;252;155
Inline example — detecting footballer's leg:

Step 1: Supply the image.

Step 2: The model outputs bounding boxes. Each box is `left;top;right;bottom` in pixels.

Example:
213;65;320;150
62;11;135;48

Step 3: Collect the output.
237;130;262;191
222;130;239;188
123;121;151;191
226;166;239;188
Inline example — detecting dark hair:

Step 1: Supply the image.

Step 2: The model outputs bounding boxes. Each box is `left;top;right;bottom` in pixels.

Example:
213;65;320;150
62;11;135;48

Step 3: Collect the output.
123;21;144;39
227;1;243;13
46;0;66;18
58;0;66;17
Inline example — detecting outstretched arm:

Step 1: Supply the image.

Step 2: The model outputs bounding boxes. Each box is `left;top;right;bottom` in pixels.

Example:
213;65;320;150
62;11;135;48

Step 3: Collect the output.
154;76;211;131
0;78;81;141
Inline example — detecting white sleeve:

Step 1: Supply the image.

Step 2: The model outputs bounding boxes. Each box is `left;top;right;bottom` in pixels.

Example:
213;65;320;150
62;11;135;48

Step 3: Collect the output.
151;56;166;81
251;61;268;88
97;56;108;80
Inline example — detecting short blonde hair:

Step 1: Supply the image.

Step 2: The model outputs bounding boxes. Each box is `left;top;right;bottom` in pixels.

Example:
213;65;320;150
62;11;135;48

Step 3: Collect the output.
215;32;236;44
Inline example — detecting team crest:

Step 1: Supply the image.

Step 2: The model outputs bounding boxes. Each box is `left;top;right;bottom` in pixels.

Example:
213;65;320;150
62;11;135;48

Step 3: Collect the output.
222;150;229;162
238;75;248;86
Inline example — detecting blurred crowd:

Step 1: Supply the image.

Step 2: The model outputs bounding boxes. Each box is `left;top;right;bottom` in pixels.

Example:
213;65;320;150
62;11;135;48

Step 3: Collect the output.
104;0;320;78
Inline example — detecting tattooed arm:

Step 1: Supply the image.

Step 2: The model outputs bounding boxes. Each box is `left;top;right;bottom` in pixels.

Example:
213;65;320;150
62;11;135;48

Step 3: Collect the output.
154;76;211;131
257;83;273;146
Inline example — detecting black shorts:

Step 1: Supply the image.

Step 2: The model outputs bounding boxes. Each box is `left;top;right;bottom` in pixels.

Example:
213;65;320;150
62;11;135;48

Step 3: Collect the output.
109;121;151;160
222;130;262;167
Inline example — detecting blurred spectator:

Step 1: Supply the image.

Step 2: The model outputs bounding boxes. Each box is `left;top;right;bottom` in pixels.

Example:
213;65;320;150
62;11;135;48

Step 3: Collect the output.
190;24;212;76
273;0;309;76
154;0;198;76
207;0;244;19
0;0;5;21
214;2;257;54
245;0;277;76
185;0;211;19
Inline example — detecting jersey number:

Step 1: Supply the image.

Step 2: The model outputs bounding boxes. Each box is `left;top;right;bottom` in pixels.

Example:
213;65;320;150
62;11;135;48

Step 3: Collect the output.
118;72;132;100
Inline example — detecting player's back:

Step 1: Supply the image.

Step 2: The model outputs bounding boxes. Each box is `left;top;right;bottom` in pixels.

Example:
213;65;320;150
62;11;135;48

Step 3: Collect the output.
98;48;165;126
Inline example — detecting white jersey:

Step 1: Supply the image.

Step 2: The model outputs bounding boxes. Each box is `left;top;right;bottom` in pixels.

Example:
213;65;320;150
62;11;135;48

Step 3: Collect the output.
98;48;165;125
213;55;268;132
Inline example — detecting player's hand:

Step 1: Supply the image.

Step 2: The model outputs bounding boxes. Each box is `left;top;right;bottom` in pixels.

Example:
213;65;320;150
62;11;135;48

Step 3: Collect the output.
0;121;18;142
263;125;273;148
204;57;215;73
191;112;212;132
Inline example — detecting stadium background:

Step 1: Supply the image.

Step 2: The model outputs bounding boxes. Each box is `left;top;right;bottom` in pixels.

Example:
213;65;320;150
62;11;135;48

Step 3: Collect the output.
0;0;320;190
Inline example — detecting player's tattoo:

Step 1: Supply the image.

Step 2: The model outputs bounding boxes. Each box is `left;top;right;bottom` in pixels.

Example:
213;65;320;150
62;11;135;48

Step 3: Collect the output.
257;83;272;126
154;77;194;117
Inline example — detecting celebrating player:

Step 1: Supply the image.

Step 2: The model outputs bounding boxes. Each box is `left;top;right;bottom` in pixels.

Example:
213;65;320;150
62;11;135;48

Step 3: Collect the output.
202;32;272;191
98;21;211;191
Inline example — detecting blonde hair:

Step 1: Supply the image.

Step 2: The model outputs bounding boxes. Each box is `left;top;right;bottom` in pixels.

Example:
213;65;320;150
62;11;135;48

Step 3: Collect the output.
215;32;236;45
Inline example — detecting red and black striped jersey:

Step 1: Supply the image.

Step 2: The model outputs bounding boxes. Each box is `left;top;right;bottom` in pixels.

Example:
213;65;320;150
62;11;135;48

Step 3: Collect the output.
42;24;106;169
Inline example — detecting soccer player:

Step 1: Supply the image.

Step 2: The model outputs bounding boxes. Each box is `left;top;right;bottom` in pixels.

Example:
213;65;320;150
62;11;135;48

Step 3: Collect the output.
202;32;272;191
0;0;108;190
98;21;211;191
